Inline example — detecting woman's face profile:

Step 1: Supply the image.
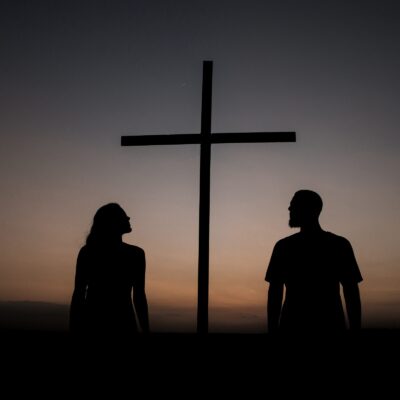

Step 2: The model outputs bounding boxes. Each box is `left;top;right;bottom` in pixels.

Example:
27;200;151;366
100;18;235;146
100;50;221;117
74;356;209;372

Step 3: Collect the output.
120;211;132;234
113;207;132;234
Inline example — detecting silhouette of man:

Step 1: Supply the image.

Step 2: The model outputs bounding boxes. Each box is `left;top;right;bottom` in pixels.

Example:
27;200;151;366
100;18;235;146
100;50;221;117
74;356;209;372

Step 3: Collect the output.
265;190;362;334
70;203;150;336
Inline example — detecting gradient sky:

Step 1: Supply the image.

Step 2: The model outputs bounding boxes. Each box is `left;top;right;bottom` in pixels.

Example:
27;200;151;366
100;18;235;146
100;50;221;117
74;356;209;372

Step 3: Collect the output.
1;0;399;331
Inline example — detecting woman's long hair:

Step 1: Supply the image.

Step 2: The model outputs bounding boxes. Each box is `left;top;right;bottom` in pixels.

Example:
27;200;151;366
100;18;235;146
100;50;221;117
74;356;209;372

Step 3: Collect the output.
86;203;127;247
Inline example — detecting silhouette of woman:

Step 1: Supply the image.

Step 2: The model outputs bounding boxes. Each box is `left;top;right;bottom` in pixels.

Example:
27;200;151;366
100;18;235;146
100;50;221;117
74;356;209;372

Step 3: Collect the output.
70;203;149;336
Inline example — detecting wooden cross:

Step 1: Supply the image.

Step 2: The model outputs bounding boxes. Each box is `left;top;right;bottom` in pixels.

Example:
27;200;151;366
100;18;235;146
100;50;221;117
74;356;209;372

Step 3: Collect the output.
122;61;296;333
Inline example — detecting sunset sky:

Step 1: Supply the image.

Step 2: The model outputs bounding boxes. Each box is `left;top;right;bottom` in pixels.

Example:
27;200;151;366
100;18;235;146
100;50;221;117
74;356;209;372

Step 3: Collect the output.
1;0;399;331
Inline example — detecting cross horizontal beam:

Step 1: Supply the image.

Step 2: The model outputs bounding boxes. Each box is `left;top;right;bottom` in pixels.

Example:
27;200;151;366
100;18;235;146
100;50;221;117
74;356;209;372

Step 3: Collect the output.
121;131;296;146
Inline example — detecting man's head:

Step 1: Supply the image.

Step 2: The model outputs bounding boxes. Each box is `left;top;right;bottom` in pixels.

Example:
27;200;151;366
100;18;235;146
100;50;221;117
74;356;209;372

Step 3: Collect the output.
289;190;323;228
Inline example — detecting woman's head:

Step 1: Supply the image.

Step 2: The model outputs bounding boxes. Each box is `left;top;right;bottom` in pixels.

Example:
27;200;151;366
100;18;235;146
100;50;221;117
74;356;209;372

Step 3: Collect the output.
86;203;131;246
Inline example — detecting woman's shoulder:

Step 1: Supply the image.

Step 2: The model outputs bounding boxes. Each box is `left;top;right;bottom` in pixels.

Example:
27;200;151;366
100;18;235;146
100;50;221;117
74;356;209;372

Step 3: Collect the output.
122;242;145;256
77;244;89;256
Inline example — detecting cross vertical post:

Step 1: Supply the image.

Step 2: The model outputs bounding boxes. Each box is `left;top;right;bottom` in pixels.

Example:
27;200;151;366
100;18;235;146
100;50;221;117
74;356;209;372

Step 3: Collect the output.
198;61;213;334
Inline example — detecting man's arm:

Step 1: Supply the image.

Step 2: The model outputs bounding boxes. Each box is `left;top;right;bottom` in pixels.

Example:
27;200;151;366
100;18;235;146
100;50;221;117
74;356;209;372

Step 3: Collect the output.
340;238;362;331
267;282;284;333
342;282;361;331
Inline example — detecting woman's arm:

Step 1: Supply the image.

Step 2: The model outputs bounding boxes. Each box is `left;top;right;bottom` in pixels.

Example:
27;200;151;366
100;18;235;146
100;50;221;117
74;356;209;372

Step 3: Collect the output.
133;250;150;333
69;249;88;332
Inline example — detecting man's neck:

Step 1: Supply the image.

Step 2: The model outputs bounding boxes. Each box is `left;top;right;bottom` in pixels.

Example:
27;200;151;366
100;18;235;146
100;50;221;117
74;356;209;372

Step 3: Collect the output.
300;222;323;234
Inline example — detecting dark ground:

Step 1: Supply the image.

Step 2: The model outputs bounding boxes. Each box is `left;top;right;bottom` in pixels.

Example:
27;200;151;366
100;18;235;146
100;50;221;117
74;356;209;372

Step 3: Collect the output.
1;303;396;394
1;329;398;395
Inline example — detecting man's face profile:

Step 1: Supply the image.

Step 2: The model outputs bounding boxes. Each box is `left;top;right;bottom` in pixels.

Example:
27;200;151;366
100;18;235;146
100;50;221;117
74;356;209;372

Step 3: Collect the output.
288;196;301;228
288;190;322;228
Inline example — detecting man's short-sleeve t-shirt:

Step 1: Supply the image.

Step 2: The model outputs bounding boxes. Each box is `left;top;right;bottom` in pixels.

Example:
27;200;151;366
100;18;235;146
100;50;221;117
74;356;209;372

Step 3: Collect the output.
265;231;362;331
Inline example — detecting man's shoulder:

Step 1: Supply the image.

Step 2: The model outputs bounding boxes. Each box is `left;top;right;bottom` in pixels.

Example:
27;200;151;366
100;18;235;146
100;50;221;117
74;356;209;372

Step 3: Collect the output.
275;231;352;247
324;231;352;246
274;233;302;248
